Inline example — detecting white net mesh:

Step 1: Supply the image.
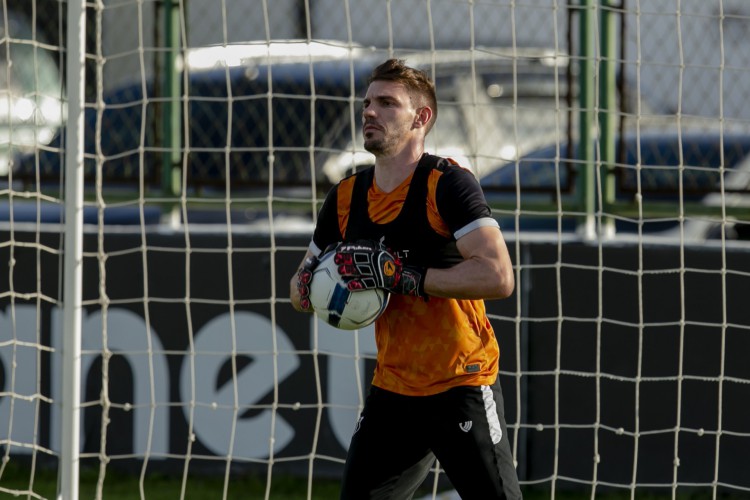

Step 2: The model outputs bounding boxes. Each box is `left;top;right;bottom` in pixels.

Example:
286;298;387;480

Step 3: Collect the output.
1;0;749;498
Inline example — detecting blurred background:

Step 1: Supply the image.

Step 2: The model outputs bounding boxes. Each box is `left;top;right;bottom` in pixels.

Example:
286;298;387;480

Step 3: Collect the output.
1;1;750;499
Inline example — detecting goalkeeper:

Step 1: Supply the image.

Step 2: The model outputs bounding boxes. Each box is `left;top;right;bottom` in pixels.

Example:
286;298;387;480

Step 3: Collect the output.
290;58;521;499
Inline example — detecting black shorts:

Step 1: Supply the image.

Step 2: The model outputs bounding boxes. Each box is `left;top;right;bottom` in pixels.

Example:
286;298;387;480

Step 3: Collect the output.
340;377;522;500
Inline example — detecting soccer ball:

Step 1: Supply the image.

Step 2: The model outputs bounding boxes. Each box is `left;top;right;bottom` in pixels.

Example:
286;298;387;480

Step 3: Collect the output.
309;250;390;330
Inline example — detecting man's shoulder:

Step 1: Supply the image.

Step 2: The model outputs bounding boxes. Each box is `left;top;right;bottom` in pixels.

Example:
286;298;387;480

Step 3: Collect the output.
422;155;478;192
423;153;474;177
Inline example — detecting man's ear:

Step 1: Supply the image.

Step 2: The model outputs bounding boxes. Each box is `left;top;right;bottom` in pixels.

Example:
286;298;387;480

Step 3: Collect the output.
413;106;433;129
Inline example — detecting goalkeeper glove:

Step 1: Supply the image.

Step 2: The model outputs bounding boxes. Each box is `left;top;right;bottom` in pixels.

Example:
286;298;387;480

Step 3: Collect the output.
296;254;319;312
296;243;340;311
334;240;427;298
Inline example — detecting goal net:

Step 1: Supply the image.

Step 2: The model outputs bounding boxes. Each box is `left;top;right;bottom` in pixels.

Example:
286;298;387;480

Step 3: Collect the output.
1;0;749;498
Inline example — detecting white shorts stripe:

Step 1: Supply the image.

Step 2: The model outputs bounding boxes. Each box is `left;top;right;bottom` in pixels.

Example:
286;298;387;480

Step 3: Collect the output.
481;384;503;445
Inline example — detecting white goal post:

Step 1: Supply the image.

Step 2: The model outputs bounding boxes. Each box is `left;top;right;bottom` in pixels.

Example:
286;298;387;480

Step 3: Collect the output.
1;1;750;499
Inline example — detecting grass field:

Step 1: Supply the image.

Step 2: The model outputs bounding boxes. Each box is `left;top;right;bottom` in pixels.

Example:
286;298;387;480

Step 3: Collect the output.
0;462;740;499
0;462;342;499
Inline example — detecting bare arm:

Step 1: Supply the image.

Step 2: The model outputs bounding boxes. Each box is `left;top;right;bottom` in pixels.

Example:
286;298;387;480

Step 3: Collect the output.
422;225;514;300
290;249;315;312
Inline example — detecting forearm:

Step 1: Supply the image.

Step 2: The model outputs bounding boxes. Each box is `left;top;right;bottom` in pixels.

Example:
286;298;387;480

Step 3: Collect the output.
423;255;514;300
423;225;515;300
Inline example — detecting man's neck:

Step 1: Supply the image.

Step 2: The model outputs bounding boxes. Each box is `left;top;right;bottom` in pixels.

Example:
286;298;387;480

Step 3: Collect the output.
373;145;424;193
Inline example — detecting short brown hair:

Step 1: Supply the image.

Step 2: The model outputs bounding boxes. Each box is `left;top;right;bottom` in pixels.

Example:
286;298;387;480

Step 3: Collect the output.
368;58;438;133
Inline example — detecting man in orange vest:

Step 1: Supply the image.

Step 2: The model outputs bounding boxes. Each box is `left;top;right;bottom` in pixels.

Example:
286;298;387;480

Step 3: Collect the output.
291;58;521;499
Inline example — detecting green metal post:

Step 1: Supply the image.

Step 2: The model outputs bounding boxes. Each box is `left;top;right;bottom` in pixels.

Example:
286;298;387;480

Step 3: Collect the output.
577;0;597;239
162;0;182;197
598;0;617;237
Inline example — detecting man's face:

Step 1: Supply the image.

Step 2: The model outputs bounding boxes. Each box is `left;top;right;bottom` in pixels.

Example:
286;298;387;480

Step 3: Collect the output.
361;80;419;156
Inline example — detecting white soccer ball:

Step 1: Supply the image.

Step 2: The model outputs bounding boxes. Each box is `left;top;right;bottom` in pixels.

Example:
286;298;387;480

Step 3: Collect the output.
309;250;390;330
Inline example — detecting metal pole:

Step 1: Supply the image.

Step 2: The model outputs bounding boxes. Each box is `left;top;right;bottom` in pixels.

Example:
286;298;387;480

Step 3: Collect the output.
598;0;617;237
59;0;86;497
577;0;597;239
161;0;182;198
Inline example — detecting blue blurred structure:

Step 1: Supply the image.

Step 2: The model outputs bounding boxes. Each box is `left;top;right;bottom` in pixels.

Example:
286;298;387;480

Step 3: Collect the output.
13;56;376;193
0;202;162;225
14;45;572;195
480;130;750;237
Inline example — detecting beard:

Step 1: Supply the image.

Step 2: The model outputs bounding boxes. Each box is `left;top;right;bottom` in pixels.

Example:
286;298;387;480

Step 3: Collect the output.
363;121;410;156
363;134;391;156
